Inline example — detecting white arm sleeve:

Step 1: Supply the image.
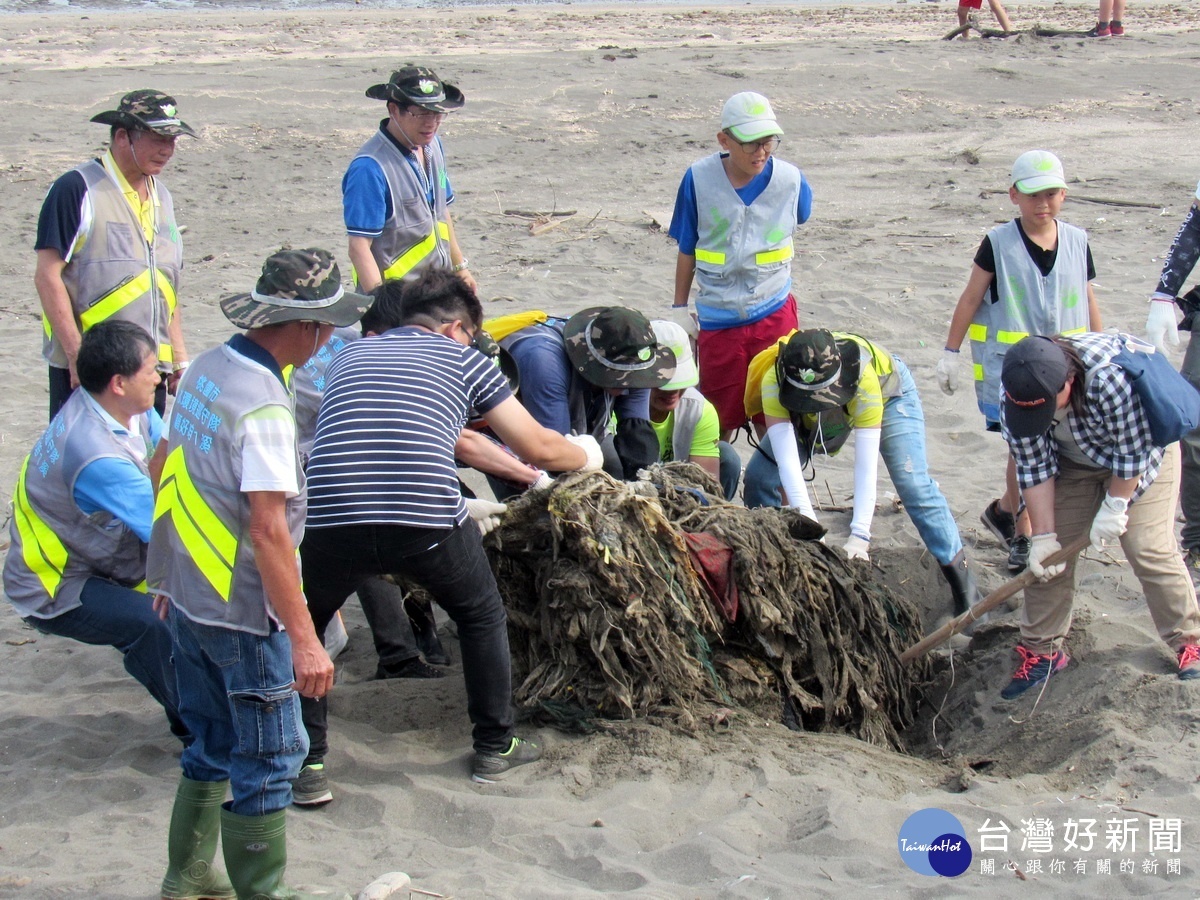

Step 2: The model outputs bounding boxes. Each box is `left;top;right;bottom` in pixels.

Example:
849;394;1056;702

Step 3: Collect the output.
849;427;881;540
767;421;816;520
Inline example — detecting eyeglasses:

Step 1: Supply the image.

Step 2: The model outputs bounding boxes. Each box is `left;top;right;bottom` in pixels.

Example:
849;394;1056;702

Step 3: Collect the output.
726;133;781;154
407;107;448;120
441;318;477;346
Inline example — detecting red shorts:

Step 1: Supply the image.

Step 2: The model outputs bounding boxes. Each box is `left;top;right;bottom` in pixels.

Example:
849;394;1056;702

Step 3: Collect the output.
697;295;799;434
959;0;983;8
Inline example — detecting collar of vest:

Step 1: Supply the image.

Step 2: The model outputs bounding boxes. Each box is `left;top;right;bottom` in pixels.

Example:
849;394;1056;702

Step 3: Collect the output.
228;334;286;386
377;118;421;158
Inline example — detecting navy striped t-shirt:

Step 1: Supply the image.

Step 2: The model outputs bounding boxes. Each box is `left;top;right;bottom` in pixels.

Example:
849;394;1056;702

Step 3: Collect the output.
305;326;511;529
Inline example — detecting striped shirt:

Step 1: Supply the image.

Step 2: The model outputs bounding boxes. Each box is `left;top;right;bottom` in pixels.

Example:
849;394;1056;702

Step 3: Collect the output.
305;326;511;529
1003;332;1163;502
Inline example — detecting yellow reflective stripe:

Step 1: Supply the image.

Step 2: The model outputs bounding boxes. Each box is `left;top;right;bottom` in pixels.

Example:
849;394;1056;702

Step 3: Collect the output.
159;344;174;363
42;313;52;340
132;580;148;593
156;270;177;315
13;457;68;597
282;364;295;387
967;323;987;343
79;270;154;330
1062;326;1086;335
973;363;985;382
694;248;725;265
996;330;1028;344
755;243;794;266
436;221;450;240
381;230;438;281
154;447;237;601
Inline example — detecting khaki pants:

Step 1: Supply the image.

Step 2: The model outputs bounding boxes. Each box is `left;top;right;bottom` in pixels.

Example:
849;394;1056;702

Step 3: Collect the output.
1021;443;1200;655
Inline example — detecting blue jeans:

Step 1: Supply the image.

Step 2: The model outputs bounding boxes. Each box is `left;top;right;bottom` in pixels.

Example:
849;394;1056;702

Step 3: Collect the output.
26;577;187;742
717;439;742;501
299;521;514;757
743;358;963;565
1179;320;1200;551
169;613;308;817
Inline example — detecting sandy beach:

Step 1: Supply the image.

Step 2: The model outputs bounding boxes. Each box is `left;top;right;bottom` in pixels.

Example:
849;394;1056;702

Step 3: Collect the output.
2;2;1200;896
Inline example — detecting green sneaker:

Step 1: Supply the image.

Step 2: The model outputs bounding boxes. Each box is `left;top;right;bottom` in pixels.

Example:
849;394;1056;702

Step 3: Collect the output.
292;763;333;808
471;737;542;784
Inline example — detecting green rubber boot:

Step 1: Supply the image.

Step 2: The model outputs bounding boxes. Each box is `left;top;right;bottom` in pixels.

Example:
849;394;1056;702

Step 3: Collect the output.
161;776;236;900
220;807;350;900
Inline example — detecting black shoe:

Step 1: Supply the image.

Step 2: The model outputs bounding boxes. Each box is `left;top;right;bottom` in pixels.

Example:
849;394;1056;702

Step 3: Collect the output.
374;657;446;680
292;763;333;807
471;737;542;784
980;499;1016;546
1008;535;1032;573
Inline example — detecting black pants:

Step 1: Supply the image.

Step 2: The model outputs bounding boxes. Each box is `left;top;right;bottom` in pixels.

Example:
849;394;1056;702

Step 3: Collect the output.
298;521;514;759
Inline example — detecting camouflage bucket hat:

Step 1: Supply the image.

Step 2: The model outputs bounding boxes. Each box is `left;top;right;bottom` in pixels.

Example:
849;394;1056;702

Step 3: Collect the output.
90;90;197;138
365;65;465;111
777;329;860;413
563;306;676;390
220;249;373;330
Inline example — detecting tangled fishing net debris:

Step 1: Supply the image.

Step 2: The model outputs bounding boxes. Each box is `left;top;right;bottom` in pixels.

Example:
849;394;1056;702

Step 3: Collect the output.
485;464;930;750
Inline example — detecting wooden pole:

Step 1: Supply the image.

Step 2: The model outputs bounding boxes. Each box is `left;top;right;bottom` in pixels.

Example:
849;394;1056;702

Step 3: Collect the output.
899;534;1092;664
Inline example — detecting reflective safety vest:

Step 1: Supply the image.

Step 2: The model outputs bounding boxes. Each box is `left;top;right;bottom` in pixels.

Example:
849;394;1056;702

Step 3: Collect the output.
353;129;451;284
969;219;1091;422
691;153;801;328
46;159;183;372
147;344;306;635
3;390;151;619
744;331;896;457
666;387;708;461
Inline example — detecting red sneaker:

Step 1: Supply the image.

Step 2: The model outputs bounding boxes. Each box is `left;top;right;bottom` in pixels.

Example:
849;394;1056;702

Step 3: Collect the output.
1178;643;1200;681
1086;22;1111;37
1001;645;1070;699
1110;21;1125;36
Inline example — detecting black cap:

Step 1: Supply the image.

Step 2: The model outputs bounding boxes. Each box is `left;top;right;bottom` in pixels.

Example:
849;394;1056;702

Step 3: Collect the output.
365;65;465;111
1001;336;1070;438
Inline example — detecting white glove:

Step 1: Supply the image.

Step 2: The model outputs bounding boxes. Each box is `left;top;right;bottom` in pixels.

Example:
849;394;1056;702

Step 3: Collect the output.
670;304;699;340
530;470;555;491
1146;298;1180;354
1089;494;1129;548
1028;533;1067;582
843;534;870;561
465;498;507;536
565;433;605;473
935;348;960;395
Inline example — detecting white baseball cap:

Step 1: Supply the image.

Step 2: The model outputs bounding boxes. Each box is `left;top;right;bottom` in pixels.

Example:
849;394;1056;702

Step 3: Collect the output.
650;320;699;391
721;92;783;142
1011;150;1067;194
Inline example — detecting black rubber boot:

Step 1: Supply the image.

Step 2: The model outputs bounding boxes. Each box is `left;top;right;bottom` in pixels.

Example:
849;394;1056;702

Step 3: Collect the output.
941;549;986;632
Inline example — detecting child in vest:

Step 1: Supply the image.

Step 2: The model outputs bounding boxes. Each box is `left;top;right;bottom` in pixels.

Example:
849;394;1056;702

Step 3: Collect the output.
668;91;813;439
937;150;1102;573
648;320;742;500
